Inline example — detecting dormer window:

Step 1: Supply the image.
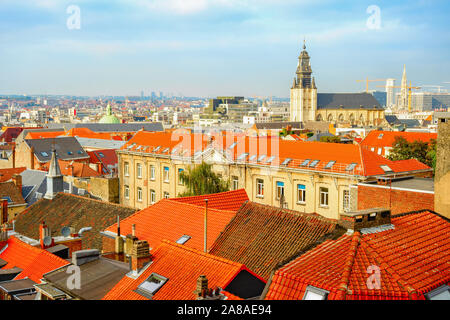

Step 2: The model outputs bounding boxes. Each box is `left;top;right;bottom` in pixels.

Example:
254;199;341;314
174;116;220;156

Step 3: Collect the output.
302;286;329;300
135;273;168;298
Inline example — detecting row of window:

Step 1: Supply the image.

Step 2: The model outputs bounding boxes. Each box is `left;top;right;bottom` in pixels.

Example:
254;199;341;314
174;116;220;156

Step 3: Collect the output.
255;179;350;210
124;186;170;203
124;162;184;185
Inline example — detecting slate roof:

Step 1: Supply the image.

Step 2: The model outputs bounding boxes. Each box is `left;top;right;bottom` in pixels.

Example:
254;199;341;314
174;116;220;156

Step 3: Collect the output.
254;122;304;130
25;137;89;163
104;199;236;252
45;122;164;133
170;189;249;212
14;193;137;249
102;240;264;300
317;93;383;110
264;210;450;300
0;181;26;206
208;201;342;280
0;236;69;283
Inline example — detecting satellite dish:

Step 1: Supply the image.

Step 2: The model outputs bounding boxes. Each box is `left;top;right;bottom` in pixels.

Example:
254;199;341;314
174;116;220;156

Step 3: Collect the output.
43;236;52;247
61;226;71;237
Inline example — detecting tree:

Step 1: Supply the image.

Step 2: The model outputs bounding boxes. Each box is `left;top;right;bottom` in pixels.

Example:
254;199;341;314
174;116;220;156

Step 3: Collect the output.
178;162;230;197
279;128;293;137
320;136;341;143
387;136;437;172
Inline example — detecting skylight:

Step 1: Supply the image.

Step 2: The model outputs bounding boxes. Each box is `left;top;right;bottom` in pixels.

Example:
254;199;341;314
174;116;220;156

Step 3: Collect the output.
302;286;329;300
153;146;161;152
98;152;105;158
40;151;49;157
228;142;238;149
265;155;276;163
324;161;336;169
426;284;450;300
237;153;249;161
136;273;168;298
257;155;266;162
67;151;73;155
281;158;292;166
300;159;310;167
249;155;257;161
346;163;357;171
309;160;320;168
77;150;83;155
162;148;170;153
176;235;191;245
380;165;393;173
378;133;384;139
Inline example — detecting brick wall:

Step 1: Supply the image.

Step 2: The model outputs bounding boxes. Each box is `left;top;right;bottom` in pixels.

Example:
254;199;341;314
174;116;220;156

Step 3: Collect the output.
102;235;115;254
358;185;434;215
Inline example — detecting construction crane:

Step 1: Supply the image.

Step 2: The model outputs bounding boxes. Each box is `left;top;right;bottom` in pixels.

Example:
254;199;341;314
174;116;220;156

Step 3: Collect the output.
377;81;421;113
356;78;389;93
420;85;445;93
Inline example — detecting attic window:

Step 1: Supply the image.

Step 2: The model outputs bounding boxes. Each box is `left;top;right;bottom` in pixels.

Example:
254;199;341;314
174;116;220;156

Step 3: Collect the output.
303;286;329;300
378;134;384;139
228;142;238;149
153;146;161;152
237;153;249;161
324;161;336;169
355;215;363;223
162;148;170;153
265;156;276;163
98;152;105;158
380;165;393;173
77;150;83;155
425;284;450;300
135;145;142;151
281;158;292;166
40;151;49;157
309;160;320;168
249;155;257;161
346;163;357;171
67;151;73;155
176;235;191;245
136;273;168;298
368;212;377;221
300;159;310;167
257;155;266;162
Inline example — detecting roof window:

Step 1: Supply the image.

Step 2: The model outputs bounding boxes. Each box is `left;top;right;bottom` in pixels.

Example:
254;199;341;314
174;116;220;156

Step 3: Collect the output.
257;155;266;162
346;163;357;171
265;156;276;163
302;286;329;300
300;159;310;167
324;161;335;169
136;273;168;298
40;151;49;157
309;160;320;168
426;285;450;300
281;158;292;166
176;235;191;245
237;153;249;161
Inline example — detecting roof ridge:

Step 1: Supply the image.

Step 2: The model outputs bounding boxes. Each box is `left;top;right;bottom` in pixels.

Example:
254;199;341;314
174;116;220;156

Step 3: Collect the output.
335;231;361;299
56;192;135;210
165;198;236;214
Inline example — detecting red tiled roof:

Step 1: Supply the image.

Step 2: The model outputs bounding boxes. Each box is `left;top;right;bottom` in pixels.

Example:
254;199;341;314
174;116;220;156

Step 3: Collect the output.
87;149;118;174
264;210;450;300
170;189;249;212
0;167;26;183
104;199;236;252
102;240;260;300
360;131;437;155
39;160;100;177
0;181;26;205
0;236;70;283
209;201;340;280
63;128;123;141
25;131;65;140
0;127;40;143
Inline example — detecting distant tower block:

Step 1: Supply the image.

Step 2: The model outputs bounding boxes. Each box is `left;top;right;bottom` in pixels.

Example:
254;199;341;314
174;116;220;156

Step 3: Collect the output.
386;78;396;108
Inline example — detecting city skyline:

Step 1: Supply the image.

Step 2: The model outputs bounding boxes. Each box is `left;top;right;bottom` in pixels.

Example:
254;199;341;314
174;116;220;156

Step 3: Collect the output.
1;0;450;97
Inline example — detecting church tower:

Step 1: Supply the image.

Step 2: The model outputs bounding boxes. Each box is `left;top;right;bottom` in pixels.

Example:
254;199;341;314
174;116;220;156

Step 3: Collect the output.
44;148;63;200
399;65;408;110
290;40;317;122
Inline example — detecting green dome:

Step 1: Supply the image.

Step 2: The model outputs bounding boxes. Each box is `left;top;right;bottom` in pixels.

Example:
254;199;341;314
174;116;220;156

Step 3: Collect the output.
99;104;120;124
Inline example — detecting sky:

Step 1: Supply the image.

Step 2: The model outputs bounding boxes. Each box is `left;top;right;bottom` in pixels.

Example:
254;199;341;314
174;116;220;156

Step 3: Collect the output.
1;0;449;98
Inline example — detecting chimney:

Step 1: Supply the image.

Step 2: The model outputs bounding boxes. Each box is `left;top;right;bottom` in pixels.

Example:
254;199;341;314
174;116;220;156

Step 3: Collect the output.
132;224;136;237
195;275;209;298
97;162;103;175
68;163;74;177
12;145;15;169
30;146;35;170
1;199;8;224
115;216;124;254
12;174;22;193
338;208;391;232
131;240;151;273
204;199;208;253
39;221;54;249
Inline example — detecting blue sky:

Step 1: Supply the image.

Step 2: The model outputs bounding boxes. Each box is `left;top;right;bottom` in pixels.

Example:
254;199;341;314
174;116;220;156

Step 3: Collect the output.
1;0;449;97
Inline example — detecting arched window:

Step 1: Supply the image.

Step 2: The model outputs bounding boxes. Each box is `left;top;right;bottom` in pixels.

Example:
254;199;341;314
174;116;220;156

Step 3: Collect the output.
338;114;345;122
327;114;333;122
316;114;323;121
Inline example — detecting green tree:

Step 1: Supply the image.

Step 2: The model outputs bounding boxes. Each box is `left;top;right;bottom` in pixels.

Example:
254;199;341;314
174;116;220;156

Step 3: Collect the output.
279;128;293;137
387;136;437;171
320;136;341;143
178;162;230;197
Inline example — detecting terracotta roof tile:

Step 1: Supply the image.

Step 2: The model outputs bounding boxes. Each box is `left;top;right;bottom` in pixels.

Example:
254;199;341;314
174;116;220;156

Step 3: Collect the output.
102;240;261;300
104;199;236;251
39;160;101;178
361;131;437;149
208;201;341;280
0;181;26;205
264;210;450;300
170;189;249;212
0;167;26;183
0;236;69;283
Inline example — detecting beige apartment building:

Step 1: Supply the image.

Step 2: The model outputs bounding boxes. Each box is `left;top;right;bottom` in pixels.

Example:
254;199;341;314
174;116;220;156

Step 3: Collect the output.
117;131;432;220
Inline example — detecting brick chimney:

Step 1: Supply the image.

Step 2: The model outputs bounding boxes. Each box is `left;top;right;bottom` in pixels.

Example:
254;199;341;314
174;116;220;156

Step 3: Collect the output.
194;275;224;300
97;162;103;175
39;221;54;249
30;146;35;170
339;208;391;232
1;199;8;224
12;174;22;192
131;240;151;273
115;216;124;254
125;224;138;255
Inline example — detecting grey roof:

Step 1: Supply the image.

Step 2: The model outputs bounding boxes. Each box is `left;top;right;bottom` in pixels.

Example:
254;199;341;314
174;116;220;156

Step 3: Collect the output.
385;115;401;125
45;122;164;132
398;119;421;128
43;257;129;300
317;93;383;110
25;137;89;163
307;132;334;141
360;177;434;192
20;169;83;206
75;137;126;150
0;278;36;293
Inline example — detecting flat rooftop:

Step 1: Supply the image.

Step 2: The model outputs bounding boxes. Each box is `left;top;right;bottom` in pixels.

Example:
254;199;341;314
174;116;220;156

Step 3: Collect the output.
361;176;434;192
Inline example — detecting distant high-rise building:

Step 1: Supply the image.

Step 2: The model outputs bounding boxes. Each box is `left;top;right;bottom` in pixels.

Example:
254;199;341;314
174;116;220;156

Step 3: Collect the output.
386;78;396;108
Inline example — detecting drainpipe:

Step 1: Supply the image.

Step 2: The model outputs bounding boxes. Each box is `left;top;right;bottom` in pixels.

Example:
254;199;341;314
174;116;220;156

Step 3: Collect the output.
204;199;208;253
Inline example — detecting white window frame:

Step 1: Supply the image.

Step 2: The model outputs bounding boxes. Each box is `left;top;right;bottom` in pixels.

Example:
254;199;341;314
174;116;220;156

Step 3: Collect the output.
320;187;329;207
276;181;285;201
150;165;155;181
178;168;184;185
343;189;350;212
297;184;306;204
124;185;130;200
163;166;170;183
232;176;239;190
163;192;170;199
150;189;156;204
256;179;264;198
303;286;329;300
137;187;143;202
124;162;129;177
137;163;142;179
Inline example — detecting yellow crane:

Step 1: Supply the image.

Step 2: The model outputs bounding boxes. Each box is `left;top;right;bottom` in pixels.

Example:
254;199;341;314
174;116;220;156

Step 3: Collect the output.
356;78;389;93
377;81;421;113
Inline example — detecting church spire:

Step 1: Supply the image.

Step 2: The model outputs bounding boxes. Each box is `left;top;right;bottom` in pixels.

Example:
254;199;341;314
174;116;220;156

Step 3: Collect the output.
44;146;64;200
294;38;313;89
